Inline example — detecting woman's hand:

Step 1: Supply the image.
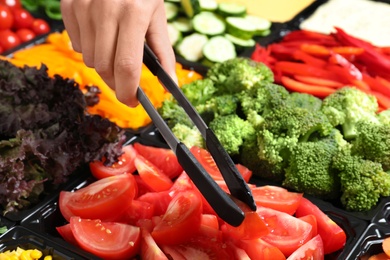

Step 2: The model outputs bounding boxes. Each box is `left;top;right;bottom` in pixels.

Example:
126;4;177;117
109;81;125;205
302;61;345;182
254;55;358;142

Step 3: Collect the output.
61;0;177;107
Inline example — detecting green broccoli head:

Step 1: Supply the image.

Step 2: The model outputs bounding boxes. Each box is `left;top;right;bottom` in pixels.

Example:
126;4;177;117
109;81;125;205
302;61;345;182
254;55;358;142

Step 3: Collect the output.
238;81;289;118
378;109;390;125
206;57;274;95
332;149;390;211
181;78;217;106
195;94;239;124
209;114;255;155
157;97;193;129
286;92;323;111
171;123;204;149
352;120;390;171
283;130;345;199
262;105;333;142
321;87;379;139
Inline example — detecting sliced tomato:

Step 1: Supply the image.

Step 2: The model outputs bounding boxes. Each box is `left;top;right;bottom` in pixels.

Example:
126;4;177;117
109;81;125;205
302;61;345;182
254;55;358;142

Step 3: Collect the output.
198;214;221;240
137;190;173;216
59;174;137;221
133;142;183;179
295;197;346;254
257;206;313;257
135;155;173;192
140;229;169;260
251;186;303;215
120;199;155;225
286;235;324;260
89;145;137;179
221;211;268;241
152;190;202;245
69;217;141;260
299;214;318;238
56;224;78;246
235;163;253;182
238;238;286;260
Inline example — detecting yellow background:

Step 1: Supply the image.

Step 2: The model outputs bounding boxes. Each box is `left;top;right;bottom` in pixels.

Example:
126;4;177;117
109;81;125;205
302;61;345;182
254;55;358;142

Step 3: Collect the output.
215;0;315;22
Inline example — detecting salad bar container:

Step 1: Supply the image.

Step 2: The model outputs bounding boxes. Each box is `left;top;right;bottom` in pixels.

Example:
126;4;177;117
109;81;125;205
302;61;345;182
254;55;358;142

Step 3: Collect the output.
2;0;390;259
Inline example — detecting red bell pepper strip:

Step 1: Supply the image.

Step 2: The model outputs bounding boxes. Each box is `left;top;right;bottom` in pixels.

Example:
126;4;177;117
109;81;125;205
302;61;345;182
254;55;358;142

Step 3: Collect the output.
300;44;330;56
293;75;344;88
328;52;363;80
369;90;390;110
293;50;327;67
281;76;336;98
362;74;390;98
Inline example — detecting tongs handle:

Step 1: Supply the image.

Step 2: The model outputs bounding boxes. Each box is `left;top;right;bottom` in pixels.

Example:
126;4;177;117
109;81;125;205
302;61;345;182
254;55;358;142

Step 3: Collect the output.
137;87;245;226
143;43;256;211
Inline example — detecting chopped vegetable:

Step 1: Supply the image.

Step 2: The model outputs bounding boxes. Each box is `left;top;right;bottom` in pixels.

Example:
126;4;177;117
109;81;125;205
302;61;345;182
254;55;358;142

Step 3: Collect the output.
0;247;52;260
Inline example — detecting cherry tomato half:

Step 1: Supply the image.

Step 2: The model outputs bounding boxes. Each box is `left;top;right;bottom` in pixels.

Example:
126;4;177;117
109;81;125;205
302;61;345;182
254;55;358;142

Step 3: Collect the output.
16;28;35;42
12;8;33;29
0;29;20;51
31;18;50;35
0;0;21;10
0;5;13;30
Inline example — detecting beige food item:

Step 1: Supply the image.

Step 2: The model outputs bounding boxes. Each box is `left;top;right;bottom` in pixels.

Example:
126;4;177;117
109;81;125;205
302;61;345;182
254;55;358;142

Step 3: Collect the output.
300;0;390;47
215;0;314;22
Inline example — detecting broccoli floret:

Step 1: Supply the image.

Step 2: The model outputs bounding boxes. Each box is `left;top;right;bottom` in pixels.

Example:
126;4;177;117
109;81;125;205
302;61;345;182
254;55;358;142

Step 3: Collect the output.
209;114;255;155
262;105;333;142
333;148;390;211
321;87;379;140
282;129;346;199
238;81;289;118
172;123;204;149
378;109;390;124
352;120;390;171
195;94;239;124
158;97;192;128
206;57;274;95
181;78;217;105
286;92;323;111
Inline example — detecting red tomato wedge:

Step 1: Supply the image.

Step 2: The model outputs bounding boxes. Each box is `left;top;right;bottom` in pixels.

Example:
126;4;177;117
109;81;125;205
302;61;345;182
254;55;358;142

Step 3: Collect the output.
299;214;318;238
133;142;183;179
140;229;168;260
190;146;252;182
221;211;269;240
257;206;313;257
152;190;202;245
59;174;137;221
89;145;137;179
238;238;286;260
134;155;173;192
295;197;346;254
286;234;324;260
69;217;141;260
137;190;173;216
56;224;78;246
251;186;303;215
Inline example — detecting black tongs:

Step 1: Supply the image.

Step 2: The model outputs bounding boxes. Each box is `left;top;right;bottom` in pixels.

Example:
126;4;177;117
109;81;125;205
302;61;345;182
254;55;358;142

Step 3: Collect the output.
137;43;256;226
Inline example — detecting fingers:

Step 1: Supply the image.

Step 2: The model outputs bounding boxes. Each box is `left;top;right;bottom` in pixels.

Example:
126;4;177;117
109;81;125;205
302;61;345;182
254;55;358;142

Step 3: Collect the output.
146;1;178;85
60;0;81;52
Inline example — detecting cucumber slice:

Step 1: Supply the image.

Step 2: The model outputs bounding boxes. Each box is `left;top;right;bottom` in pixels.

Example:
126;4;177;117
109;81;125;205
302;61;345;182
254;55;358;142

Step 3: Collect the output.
225;33;255;50
203;36;236;63
165;2;180;21
167;23;182;46
192;12;226;36
172;16;193;33
225;16;257;40
217;2;247;17
165;0;181;3
176;33;209;62
199;0;218;11
245;15;272;35
180;0;201;18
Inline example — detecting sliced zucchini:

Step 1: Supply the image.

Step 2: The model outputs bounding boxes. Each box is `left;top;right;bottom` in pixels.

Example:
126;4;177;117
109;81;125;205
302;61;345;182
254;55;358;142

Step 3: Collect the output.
165;2;180;21
202;36;236;63
167;23;182;46
217;2;247;17
245;15;272;35
180;0;201;18
199;0;218;11
225;33;255;50
192;12;226;36
225;16;257;40
176;33;209;62
172;16;193;33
